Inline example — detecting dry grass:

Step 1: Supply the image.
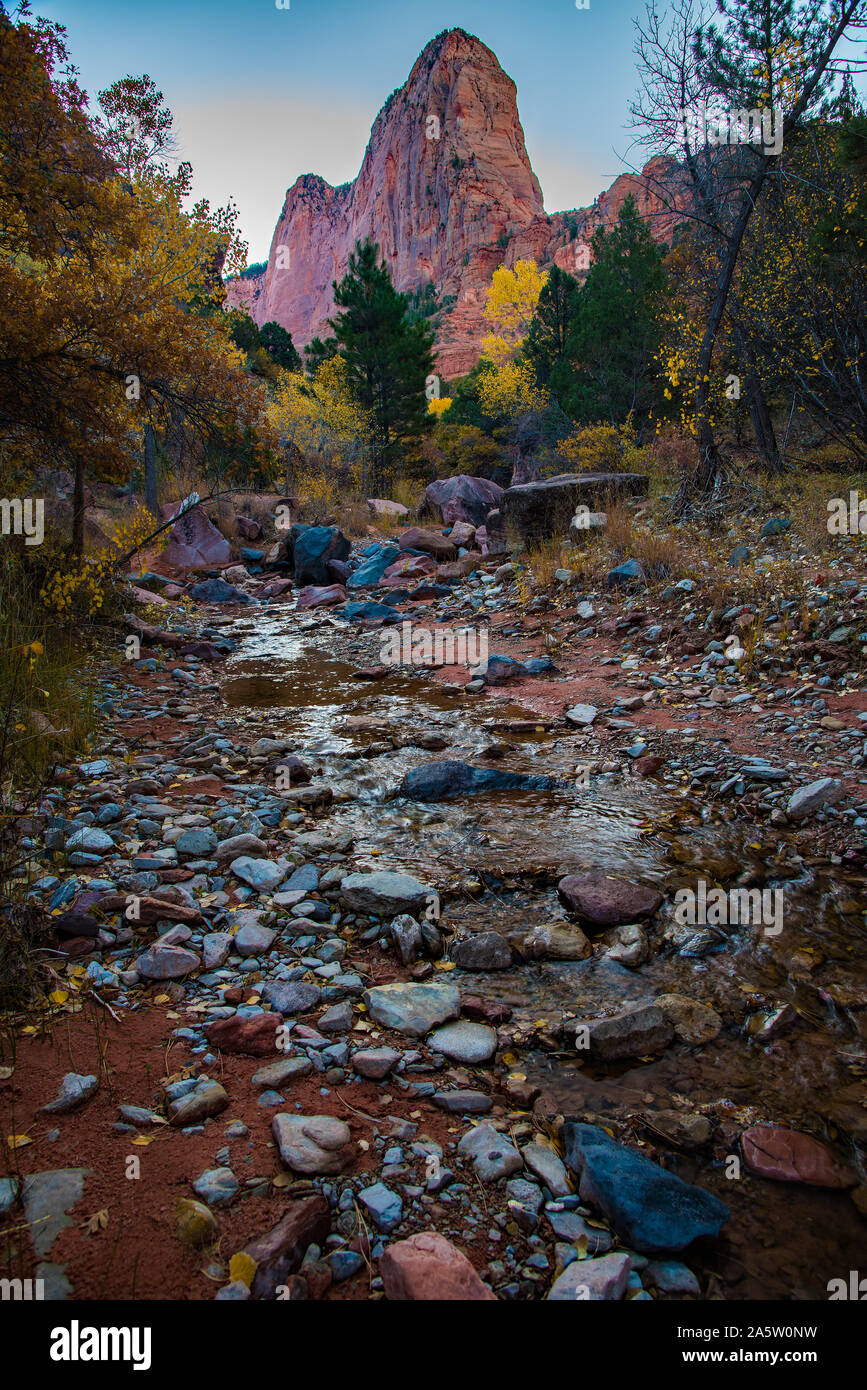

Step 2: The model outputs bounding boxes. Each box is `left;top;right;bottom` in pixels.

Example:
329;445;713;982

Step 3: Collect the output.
526;537;571;588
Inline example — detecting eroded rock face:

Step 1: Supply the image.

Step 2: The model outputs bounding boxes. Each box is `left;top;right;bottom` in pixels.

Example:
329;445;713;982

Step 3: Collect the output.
225;30;685;379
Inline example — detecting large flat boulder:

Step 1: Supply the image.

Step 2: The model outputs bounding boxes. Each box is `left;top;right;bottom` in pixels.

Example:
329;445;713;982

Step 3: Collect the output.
501;473;648;541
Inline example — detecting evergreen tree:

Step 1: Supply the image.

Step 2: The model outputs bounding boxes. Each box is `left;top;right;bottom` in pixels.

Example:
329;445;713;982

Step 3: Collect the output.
564;196;667;424
328;239;435;483
260;320;301;371
525;264;581;387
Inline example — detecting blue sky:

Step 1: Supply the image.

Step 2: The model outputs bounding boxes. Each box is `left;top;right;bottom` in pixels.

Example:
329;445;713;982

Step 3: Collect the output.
40;0;866;263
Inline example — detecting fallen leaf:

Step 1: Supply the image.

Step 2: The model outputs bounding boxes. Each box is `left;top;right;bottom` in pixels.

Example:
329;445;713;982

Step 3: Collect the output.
229;1252;257;1288
7;1133;31;1149
48;989;69;1005
82;1208;109;1235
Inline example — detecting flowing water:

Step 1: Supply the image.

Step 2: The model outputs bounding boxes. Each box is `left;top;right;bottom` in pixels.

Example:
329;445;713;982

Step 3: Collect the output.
222;604;867;1298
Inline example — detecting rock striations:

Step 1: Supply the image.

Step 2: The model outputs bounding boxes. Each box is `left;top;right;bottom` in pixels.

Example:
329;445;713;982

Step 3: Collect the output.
226;29;684;378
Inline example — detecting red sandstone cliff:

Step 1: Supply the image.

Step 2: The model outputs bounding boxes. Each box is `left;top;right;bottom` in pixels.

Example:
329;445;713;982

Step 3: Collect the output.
226;29;685;380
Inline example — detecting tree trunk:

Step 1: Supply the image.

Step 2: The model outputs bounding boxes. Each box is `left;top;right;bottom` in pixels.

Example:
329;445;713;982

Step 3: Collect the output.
72;456;85;557
144;423;159;517
732;325;784;473
676;171;770;513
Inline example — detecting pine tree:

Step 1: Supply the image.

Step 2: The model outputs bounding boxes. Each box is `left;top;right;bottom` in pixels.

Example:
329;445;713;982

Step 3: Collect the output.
565;195;668;424
525;265;581;387
260;321;301;372
328;239;435;485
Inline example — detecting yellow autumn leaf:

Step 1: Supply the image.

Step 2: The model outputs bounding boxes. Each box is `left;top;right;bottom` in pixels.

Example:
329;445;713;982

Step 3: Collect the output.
434;960;456;971
153;994;170;1004
20;1025;38;1035
29;640;44;655
131;1135;154;1146
501;1052;518;1066
7;1133;31;1148
229;1252;258;1288
48;989;69;1005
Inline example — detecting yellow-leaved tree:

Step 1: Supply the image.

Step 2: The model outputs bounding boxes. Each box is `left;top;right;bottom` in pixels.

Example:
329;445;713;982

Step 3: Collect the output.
480;259;548;366
268;357;372;516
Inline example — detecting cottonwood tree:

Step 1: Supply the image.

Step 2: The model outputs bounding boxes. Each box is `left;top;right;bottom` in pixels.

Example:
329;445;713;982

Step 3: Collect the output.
631;0;867;509
0;7;271;551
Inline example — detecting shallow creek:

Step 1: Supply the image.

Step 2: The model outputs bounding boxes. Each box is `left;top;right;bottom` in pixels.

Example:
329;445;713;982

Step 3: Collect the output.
222;604;867;1298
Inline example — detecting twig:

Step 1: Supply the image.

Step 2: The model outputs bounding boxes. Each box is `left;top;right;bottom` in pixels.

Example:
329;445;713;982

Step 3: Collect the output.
88;989;121;1023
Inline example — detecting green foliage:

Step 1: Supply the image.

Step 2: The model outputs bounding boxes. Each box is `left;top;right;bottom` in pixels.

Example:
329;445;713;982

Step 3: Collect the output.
561;196;668;425
327;239;435;485
525;264;581;387
260;320;302;371
304;336;339;375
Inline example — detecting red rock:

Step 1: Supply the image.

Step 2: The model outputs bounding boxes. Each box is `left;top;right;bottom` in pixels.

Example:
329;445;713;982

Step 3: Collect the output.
244;1196;331;1299
448;521;477;547
461;995;513;1025
97;893;203;926
351;666;389;681
236;515;261;541
634;755;665;777
425;478;503;528
226;31;685;380
163;505;231;570
382;554;438;580
296;584;347;610
557;872;663;928
260;577;294;598
205;1013;281;1056
129;584;168;606
179;640;224;661
741;1125;857;1188
380;1232;496;1301
397;528;457;561
437;551;483;581
176;776;225;797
